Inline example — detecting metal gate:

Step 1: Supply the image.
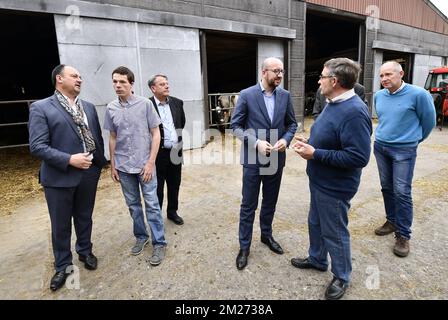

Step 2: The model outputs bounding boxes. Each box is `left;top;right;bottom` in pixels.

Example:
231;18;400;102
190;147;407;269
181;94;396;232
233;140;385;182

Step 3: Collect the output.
0;99;36;149
207;93;239;129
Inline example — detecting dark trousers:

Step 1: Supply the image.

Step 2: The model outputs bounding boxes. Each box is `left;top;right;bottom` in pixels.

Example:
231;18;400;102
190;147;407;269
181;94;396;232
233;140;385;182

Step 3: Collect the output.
44;166;101;272
156;148;182;218
239;166;283;249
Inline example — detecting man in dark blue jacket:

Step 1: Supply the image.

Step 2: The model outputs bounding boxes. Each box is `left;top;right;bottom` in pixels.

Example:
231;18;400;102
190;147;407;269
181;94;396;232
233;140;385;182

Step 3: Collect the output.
231;57;297;270
292;58;372;300
28;64;107;291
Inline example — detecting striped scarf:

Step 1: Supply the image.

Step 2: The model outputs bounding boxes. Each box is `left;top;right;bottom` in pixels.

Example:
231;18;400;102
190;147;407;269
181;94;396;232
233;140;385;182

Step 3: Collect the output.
55;90;96;153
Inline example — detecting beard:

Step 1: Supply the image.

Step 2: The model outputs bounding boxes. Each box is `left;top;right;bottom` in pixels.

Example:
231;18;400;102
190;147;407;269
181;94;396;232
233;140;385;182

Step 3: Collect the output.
267;77;280;88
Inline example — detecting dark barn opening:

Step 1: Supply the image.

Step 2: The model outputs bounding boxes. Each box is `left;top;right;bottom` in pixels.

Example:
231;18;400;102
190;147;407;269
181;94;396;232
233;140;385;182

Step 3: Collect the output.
205;32;257;129
205;33;256;93
304;10;363;116
0;10;59;148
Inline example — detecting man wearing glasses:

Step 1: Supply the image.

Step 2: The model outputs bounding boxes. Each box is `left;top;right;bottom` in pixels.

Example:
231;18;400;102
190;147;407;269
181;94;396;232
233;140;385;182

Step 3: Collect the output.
148;74;186;226
231;57;297;270
312;82;368;120
292;58;372;300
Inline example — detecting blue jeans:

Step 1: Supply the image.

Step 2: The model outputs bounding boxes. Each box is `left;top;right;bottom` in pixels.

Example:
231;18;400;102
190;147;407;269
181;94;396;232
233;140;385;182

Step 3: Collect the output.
308;183;352;283
374;142;417;239
118;170;167;246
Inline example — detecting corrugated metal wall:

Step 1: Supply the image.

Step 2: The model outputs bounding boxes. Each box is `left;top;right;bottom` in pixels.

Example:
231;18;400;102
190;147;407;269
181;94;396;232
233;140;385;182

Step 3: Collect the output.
305;0;448;35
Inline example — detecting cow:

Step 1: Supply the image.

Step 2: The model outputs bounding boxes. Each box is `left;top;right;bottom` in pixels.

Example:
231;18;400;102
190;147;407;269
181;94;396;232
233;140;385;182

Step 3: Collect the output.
211;94;239;131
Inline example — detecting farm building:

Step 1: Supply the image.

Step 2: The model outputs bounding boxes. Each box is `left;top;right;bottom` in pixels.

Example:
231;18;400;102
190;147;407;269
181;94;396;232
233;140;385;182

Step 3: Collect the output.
0;0;447;151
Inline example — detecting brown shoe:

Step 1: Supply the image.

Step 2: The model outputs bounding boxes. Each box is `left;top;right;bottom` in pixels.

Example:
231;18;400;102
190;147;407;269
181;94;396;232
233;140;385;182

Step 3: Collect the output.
374;220;396;236
393;236;410;257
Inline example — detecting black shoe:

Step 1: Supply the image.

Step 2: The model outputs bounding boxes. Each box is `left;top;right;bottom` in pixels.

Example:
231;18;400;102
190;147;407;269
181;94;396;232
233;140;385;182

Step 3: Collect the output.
236;249;250;270
50;270;71;291
168;214;184;225
290;257;327;272
260;236;284;254
78;253;98;270
325;277;348;300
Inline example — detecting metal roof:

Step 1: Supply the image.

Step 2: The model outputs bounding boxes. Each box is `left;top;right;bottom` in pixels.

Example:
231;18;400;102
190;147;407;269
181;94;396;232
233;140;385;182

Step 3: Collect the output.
305;0;448;35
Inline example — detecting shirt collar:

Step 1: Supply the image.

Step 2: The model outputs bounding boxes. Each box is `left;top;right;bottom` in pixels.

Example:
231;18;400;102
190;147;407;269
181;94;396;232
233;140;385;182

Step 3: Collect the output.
259;81;276;95
118;94;138;106
390;81;406;95
154;96;170;106
327;88;356;104
61;93;79;105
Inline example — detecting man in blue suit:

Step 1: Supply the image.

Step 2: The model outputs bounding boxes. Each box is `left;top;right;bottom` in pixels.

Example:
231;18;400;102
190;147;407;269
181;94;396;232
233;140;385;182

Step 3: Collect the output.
29;64;107;291
231;57;297;270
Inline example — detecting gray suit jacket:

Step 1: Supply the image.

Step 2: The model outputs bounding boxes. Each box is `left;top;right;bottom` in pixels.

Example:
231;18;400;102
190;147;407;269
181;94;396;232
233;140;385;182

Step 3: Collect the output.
28;94;107;187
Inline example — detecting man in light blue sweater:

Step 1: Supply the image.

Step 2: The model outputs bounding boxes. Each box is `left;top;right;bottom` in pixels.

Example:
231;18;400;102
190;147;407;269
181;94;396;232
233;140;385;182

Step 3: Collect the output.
373;61;436;257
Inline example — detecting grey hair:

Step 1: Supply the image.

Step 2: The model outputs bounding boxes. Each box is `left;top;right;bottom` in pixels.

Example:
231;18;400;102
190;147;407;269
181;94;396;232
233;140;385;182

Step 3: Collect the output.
324;58;361;89
147;74;168;88
381;60;403;72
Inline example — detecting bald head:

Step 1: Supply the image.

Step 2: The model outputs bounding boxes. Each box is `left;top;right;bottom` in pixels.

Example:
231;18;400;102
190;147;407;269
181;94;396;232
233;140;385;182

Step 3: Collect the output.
381;61;403;73
262;57;283;70
380;61;404;93
261;57;284;91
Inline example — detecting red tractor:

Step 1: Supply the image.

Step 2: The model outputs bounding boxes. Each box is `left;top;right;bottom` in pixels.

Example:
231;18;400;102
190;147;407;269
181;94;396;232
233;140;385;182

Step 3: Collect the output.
424;66;448;129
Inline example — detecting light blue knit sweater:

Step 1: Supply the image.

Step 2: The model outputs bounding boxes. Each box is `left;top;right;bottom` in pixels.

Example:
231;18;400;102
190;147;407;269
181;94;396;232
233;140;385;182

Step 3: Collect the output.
374;84;436;147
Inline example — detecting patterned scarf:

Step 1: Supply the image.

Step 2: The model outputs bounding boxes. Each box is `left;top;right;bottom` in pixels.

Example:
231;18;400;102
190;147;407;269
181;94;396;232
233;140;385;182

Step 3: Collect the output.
55;90;96;153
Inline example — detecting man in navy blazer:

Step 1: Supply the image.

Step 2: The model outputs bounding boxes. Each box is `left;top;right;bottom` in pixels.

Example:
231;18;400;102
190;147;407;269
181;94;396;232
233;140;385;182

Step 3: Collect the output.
28;64;107;291
231;57;297;270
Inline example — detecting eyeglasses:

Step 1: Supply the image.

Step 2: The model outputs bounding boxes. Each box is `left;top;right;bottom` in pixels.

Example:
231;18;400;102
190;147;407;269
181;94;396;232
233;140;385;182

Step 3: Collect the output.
319;74;335;79
265;69;286;76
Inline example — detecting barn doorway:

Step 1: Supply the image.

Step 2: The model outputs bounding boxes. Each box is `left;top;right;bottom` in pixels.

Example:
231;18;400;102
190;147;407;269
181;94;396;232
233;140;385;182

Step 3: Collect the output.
204;32;257;129
0;10;59;148
304;10;364;116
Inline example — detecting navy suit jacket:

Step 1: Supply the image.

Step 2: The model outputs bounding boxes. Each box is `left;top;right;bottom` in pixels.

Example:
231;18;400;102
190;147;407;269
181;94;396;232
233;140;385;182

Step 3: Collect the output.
28;94;107;187
231;84;297;168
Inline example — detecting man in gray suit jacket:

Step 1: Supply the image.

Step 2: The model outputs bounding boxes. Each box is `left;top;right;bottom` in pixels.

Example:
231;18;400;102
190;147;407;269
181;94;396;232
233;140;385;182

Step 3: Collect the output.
28;64;107;291
231;57;297;270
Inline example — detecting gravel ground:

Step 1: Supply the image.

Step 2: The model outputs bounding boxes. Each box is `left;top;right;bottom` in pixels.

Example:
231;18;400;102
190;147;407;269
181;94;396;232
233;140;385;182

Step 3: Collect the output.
0;123;447;300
